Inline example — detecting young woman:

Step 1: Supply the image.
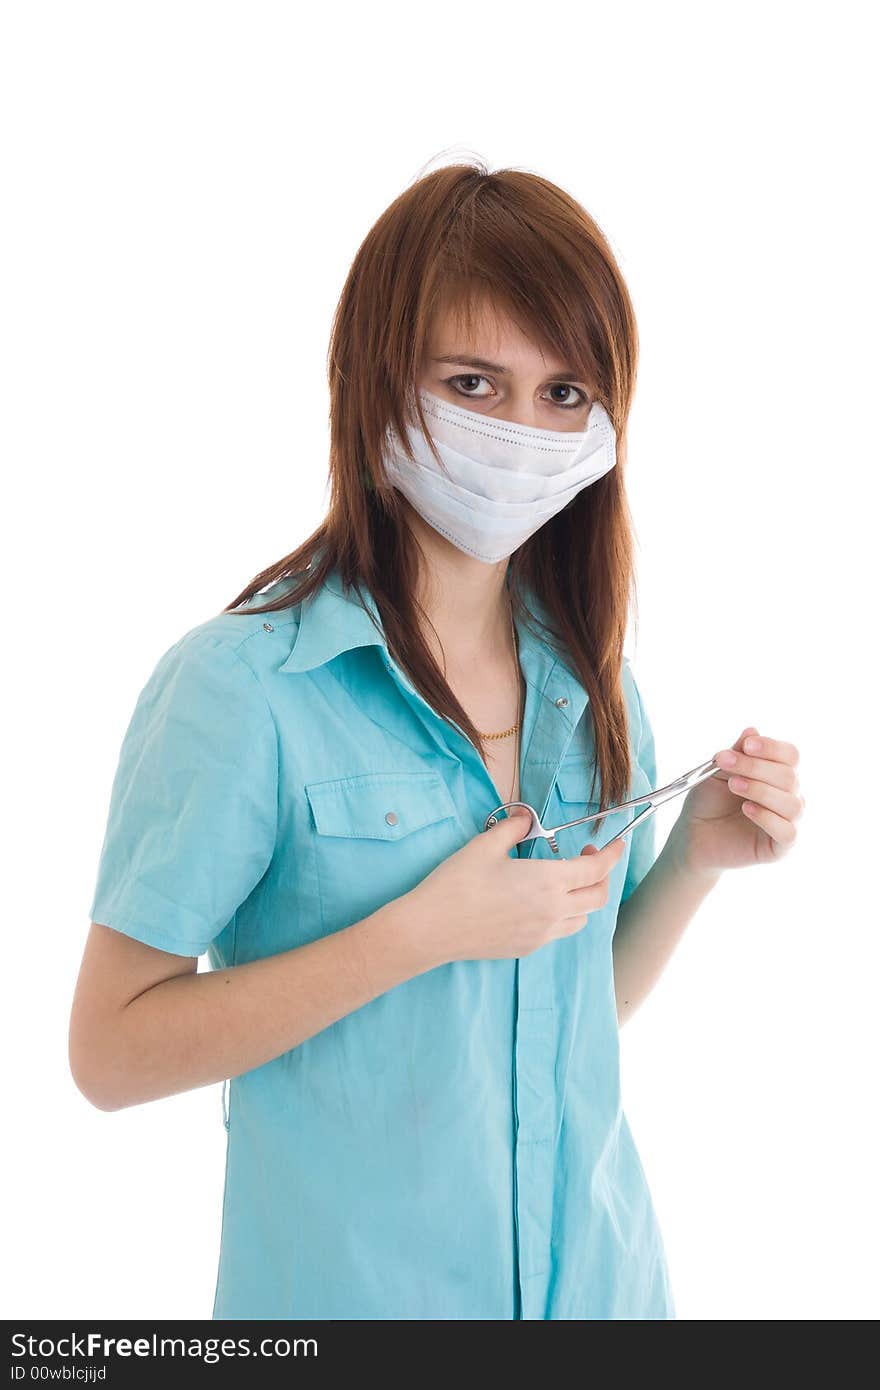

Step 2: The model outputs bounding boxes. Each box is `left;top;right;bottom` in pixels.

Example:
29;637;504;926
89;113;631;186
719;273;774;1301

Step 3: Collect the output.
70;161;803;1321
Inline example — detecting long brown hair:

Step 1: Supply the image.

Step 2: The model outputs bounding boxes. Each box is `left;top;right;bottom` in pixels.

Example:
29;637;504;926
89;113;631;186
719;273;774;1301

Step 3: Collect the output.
224;158;642;810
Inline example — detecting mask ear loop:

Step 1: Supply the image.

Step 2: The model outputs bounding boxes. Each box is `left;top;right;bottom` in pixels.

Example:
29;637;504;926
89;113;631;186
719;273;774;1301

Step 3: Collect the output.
221;1077;230;1132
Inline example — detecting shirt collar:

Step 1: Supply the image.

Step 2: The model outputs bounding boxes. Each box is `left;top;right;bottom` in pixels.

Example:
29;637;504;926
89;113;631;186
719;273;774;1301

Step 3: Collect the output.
278;568;388;675
278;563;566;689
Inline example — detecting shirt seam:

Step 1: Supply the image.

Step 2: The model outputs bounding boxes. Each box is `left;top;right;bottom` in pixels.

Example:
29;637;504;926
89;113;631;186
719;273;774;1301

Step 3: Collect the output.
190;631;282;854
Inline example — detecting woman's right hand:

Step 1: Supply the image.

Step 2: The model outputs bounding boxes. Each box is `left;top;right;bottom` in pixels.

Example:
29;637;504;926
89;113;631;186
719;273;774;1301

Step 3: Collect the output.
406;806;627;967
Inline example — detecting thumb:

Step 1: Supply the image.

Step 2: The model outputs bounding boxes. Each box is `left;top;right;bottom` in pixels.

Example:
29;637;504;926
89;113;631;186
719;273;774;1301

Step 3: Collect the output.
485;804;534;847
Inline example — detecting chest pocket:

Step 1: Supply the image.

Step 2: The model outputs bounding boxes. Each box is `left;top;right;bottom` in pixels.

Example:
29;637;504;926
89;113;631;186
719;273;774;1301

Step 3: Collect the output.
552;760;654;850
304;770;464;933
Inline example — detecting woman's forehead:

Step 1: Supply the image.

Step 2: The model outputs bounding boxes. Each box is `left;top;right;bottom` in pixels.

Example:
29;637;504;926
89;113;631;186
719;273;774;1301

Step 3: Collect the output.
425;294;571;375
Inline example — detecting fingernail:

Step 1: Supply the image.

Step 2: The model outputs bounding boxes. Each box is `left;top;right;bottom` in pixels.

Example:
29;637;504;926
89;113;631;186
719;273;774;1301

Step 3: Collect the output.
717;750;737;768
744;737;761;754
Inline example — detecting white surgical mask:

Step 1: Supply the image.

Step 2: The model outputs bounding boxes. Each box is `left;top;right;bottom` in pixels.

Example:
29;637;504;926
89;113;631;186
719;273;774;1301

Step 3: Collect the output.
381;388;617;563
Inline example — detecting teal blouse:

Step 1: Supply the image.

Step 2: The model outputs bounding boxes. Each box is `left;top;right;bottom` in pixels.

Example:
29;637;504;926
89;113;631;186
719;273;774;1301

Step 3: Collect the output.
87;564;675;1320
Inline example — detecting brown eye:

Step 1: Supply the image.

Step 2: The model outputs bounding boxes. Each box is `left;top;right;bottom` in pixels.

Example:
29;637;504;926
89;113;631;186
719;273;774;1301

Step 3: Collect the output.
446;375;493;399
546;384;588;409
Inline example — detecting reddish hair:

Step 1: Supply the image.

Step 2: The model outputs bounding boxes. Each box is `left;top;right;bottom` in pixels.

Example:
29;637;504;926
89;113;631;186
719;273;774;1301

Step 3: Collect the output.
225;158;642;809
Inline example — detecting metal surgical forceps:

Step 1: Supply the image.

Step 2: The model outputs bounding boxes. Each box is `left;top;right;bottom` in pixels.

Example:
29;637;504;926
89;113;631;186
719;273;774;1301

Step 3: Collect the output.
482;755;722;855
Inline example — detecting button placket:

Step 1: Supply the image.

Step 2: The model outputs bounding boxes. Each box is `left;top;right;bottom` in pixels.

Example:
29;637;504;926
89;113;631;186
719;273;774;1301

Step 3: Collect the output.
513;671;588;1317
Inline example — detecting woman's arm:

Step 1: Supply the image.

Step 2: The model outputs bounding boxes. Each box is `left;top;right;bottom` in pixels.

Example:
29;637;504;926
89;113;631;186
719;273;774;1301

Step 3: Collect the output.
70;897;433;1112
613;728;804;1025
73;805;605;1112
612;824;721;1026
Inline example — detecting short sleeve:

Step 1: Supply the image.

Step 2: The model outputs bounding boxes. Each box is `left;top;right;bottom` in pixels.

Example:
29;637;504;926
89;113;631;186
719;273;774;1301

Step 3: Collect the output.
87;631;279;957
620;665;658;906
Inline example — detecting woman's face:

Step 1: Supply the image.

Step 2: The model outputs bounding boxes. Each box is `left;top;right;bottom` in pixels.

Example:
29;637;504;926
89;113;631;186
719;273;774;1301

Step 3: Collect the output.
418;296;592;433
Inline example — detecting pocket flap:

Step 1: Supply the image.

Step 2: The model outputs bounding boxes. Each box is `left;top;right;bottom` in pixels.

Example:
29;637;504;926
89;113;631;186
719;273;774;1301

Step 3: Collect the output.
555;760;601;805
555;759;653;805
304;771;457;841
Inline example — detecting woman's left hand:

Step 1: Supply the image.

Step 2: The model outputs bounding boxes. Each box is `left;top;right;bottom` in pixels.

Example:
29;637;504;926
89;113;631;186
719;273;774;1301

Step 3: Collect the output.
672;727;804;877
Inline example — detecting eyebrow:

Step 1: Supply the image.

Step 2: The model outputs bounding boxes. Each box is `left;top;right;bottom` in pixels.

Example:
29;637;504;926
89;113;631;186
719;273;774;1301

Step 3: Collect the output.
431;353;583;380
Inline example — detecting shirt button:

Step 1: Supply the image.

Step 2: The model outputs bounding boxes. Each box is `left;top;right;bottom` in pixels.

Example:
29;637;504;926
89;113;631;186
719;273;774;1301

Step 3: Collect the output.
555;696;569;708
385;811;399;826
262;622;274;632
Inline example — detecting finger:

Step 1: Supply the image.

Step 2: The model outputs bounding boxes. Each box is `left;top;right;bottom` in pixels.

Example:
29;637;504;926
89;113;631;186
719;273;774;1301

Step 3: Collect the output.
740;798;798;847
485;805;534;847
563;876;614;917
726;776;805;822
566;836;625;890
741;733;800;768
734;726;759;752
714;747;799;794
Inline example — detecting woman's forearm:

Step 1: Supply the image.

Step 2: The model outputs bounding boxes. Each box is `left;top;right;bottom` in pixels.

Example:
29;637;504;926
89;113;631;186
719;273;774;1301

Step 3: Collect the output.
613;826;721;1026
82;821;717;1109
84;894;434;1112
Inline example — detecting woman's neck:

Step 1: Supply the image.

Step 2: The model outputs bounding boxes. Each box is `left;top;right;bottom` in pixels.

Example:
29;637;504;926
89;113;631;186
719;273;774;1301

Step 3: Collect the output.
406;509;514;675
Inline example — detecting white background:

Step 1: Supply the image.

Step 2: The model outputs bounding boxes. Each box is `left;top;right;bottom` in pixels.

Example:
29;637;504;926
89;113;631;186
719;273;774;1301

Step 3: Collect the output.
3;0;876;1321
